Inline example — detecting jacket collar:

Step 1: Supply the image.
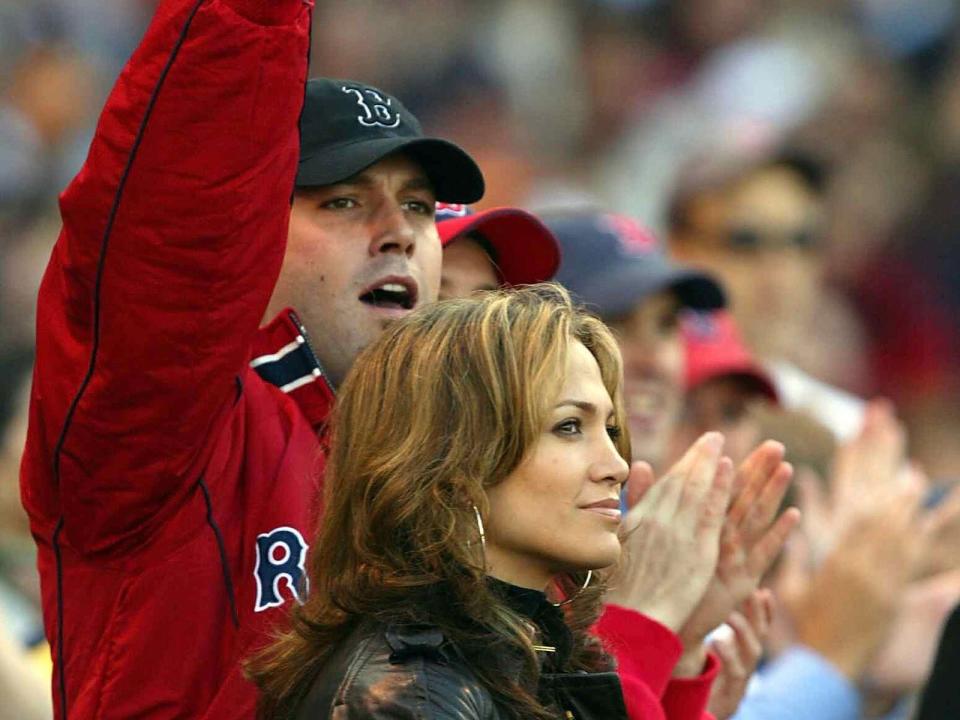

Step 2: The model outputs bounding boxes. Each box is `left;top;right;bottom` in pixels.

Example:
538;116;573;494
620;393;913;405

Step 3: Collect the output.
251;309;335;432
487;578;573;670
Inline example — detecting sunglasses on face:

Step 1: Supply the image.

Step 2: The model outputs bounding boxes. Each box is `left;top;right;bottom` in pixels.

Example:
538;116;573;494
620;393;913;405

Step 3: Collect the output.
723;225;820;253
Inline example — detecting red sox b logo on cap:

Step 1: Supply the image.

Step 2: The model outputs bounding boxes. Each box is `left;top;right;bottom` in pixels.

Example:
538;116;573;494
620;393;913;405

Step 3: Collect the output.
602;214;658;255
435;202;470;220
683;310;719;340
341;86;401;129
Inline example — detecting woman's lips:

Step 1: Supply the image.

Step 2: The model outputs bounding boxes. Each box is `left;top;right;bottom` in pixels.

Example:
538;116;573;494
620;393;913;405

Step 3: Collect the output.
581;498;622;521
583;506;621;521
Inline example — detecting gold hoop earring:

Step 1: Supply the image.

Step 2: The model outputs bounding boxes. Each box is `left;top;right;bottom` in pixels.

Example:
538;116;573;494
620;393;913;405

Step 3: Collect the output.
472;505;486;549
552;570;593;607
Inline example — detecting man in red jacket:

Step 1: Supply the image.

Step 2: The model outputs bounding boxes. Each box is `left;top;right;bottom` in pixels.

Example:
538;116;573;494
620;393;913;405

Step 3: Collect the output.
19;0;482;717
21;1;779;718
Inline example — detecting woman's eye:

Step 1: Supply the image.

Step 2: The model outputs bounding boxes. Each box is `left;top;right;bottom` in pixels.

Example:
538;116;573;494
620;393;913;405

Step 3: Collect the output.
322;198;357;210
554;418;582;436
606;425;623;441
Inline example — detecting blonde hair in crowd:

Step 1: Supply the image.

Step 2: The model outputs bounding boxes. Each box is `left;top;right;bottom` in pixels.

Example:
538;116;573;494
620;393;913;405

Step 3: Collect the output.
249;283;631;719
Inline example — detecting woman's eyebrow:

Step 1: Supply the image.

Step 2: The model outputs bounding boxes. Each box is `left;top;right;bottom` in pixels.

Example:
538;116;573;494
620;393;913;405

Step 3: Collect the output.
555;399;595;414
555;399;617;420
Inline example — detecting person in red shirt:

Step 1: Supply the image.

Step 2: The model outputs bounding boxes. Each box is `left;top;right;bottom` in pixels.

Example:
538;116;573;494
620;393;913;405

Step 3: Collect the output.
20;1;482;716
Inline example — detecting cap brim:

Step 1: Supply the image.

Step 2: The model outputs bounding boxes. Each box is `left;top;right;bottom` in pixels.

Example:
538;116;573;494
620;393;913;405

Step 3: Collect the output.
718;370;780;404
576;261;726;318
687;359;780;404
439;208;560;286
671;270;727;312
297;136;484;204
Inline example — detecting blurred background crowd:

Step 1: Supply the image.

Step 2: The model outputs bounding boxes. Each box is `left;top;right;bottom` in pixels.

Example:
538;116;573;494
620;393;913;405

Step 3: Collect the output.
1;0;959;718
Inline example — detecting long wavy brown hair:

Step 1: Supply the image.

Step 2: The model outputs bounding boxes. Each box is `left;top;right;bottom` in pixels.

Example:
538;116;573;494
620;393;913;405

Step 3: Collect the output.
248;284;631;719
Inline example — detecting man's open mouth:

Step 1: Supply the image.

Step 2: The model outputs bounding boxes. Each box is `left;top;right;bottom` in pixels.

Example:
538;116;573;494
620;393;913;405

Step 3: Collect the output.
358;277;418;311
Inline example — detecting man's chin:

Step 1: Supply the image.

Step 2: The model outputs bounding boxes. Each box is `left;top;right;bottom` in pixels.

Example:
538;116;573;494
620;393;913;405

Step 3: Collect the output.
375;311;416;331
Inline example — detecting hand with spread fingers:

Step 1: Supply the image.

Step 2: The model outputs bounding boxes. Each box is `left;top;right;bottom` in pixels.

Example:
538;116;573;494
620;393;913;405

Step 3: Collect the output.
866;569;960;693
707;589;775;720
606;432;734;636
795;399;908;564
673;441;800;677
777;401;930;682
785;484;923;681
862;477;960;694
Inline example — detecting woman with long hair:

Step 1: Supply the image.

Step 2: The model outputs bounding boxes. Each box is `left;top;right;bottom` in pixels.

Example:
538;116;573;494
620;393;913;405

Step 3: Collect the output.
250;284;640;718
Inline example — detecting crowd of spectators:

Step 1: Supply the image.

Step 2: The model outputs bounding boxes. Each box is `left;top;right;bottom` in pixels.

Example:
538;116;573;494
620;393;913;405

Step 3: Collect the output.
1;0;959;718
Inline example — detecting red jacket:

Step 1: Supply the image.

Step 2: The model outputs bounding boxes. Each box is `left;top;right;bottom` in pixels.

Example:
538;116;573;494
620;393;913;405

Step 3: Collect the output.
20;0;716;717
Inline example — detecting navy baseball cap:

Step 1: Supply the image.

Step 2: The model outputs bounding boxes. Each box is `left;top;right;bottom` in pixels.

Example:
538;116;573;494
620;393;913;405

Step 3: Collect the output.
546;212;725;317
297;78;485;203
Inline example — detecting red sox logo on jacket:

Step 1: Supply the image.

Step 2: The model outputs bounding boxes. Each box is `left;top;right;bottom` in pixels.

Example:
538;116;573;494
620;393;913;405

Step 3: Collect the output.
254;526;309;612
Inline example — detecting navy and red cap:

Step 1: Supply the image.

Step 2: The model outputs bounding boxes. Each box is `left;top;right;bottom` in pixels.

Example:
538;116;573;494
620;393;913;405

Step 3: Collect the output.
436;203;561;287
545;211;726;317
682;310;779;403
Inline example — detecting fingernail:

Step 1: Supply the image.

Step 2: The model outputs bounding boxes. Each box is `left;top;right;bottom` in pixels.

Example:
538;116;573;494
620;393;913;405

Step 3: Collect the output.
702;432;724;452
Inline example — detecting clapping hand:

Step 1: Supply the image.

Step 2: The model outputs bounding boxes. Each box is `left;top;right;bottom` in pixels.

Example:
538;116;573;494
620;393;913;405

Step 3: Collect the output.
672;441;799;676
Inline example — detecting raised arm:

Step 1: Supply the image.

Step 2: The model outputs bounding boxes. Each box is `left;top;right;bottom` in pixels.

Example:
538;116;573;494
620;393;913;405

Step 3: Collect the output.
22;0;312;555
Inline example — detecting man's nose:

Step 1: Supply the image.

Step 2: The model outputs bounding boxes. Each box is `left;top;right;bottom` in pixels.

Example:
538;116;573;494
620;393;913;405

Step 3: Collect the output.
369;202;416;257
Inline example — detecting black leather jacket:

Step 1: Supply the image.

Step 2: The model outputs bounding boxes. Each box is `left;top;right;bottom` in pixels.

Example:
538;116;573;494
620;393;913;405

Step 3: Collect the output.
294;583;629;719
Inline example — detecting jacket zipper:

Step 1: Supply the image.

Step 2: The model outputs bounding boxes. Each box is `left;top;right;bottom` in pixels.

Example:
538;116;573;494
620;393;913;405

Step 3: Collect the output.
287;310;335;395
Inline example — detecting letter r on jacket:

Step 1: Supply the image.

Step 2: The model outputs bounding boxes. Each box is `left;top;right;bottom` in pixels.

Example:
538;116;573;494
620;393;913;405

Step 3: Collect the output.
254;526;309;612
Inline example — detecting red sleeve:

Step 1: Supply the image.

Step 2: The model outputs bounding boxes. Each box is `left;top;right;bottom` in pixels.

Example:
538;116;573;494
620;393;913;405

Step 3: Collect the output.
22;0;311;556
662;653;719;720
595;604;719;720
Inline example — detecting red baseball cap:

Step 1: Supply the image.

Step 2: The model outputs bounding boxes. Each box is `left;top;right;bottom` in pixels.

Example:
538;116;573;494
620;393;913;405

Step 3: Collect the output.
682;310;779;403
436;203;560;286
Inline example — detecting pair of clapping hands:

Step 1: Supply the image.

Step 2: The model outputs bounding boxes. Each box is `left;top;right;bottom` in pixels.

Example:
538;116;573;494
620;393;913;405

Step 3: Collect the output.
778;401;960;702
606;432;798;682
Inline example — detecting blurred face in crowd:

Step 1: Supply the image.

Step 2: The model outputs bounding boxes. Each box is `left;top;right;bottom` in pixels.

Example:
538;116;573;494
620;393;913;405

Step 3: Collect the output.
671;376;766;466
266;153;442;386
485;341;629;589
672;166;824;358
439;234;499;300
606;291;685;471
